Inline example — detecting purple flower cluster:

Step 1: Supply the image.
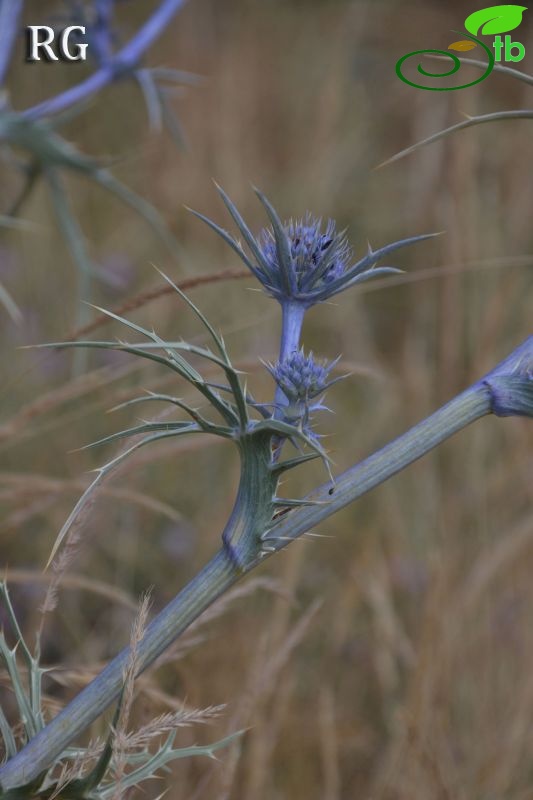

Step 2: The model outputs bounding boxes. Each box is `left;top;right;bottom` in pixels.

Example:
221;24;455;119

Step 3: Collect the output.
259;215;350;297
268;349;337;405
192;186;435;310
266;349;341;434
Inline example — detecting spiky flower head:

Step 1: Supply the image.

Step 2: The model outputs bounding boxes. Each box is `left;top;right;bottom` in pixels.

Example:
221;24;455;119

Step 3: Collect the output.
190;185;437;308
258;215;351;301
266;349;342;435
269;349;336;403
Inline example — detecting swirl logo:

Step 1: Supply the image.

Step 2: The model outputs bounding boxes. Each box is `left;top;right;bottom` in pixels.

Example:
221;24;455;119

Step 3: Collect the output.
396;4;527;91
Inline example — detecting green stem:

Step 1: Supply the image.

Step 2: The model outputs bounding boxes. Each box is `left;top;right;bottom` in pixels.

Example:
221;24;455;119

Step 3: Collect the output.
0;382;493;791
0;550;240;790
222;433;277;569
260;384;491;556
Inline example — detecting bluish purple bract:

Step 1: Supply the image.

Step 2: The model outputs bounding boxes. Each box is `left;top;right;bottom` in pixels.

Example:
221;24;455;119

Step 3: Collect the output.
191;186;437;310
259;215;351;300
266;349;341;434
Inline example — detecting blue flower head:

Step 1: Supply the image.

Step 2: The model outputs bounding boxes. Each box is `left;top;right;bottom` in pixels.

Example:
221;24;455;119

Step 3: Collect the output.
269;349;335;402
266;349;341;433
259;214;352;300
190;185;437;308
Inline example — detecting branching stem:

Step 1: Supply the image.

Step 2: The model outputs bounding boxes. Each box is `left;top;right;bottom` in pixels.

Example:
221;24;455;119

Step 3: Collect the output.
0;365;512;790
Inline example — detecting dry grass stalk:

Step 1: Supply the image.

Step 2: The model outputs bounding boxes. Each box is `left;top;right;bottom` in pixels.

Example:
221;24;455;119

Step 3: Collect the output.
68;268;249;340
111;590;153;799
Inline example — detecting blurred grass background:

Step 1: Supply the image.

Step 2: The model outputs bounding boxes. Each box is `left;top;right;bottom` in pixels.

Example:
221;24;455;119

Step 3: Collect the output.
1;0;533;797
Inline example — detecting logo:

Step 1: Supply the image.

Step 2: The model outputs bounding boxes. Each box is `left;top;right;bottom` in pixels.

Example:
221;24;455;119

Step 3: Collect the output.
396;4;527;91
25;25;88;63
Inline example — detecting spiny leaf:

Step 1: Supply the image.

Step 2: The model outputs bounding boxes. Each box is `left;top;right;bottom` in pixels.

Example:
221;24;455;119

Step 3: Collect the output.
325;267;404;299
464;5;527;36
251;418;331;464
28;339;202;382
80;421;198;450
213;183;278;282
85;303;206;384
206;381;271;418
135;68;163;130
87;299;235;383
109;392;218;430
348;234;439;276
270;452;322;475
0;111;99;173
98;730;244;797
186;208;259;276
132;340;238;376
0;583;45;731
312;232;439;299
2;111;184;261
151;266;227;361
0;583;45;742
0;707;17;758
86;302;167;342
112;395;235;437
45;428;200;568
138;335;249;428
29;337;239;426
254;188;294;294
86;307;228;406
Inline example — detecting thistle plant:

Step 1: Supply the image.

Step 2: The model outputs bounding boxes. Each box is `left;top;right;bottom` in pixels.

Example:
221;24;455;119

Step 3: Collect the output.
265;349;340;434
0;579;239;799
0;0;195;330
1;1;531;796
0;184;531;796
191;186;436;363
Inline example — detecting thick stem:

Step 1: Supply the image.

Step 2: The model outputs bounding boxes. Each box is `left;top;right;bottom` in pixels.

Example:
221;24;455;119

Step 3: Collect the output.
0;550;240;790
0;435;278;791
222;434;278;569
279;302;305;362
274;302;305;415
0;374;514;790
261;384;492;555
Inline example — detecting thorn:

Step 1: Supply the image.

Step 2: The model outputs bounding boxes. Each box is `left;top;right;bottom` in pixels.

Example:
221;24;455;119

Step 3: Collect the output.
272;497;328;508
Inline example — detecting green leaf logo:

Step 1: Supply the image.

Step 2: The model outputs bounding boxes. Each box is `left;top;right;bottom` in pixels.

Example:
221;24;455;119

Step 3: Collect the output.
464;5;527;36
